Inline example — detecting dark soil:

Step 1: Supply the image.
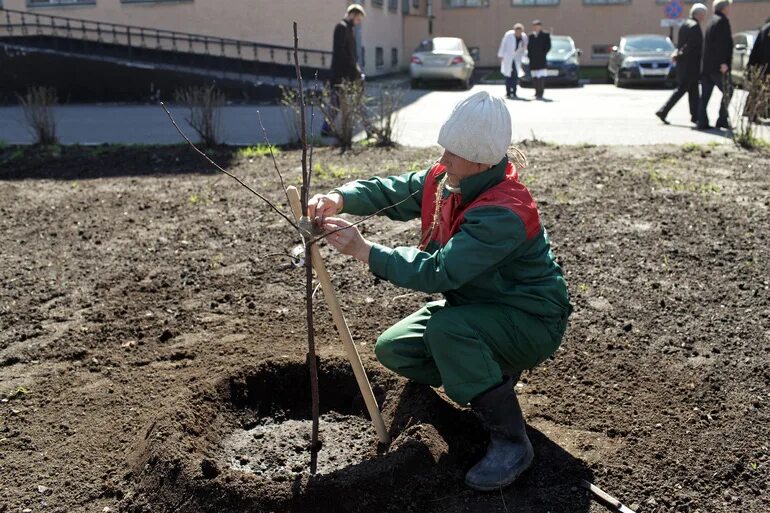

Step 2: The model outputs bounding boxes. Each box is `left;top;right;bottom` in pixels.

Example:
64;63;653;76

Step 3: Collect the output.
1;143;769;513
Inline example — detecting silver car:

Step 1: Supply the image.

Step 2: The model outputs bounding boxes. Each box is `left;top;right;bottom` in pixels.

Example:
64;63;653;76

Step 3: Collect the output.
409;37;475;90
608;34;676;87
732;30;759;88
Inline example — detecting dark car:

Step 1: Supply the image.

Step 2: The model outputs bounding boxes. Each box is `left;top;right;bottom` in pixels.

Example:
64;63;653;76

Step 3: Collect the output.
732;30;759;88
521;35;581;87
608;34;676;87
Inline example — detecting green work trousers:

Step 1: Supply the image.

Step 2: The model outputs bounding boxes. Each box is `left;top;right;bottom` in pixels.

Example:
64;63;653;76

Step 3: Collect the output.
375;300;567;405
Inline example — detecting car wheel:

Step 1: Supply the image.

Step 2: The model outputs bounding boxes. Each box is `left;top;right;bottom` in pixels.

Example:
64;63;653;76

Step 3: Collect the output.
410;79;420;89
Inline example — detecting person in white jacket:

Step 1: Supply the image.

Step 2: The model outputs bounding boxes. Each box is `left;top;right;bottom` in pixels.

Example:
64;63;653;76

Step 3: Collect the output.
497;23;528;99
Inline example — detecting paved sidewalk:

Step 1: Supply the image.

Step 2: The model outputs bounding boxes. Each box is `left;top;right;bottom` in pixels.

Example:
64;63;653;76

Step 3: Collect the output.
0;84;765;147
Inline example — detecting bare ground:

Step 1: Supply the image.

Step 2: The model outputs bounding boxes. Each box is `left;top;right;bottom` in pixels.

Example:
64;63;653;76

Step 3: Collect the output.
0;142;769;513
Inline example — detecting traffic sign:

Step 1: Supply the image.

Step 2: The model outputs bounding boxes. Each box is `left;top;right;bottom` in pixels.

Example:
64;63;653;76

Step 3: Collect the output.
661;18;685;28
664;0;683;19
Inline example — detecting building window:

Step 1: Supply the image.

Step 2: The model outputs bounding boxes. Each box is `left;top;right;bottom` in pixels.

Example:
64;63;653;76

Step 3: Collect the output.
511;0;559;6
443;0;489;8
583;0;629;4
391;47;398;67
27;0;96;6
372;0;384;7
389;0;398;11
402;0;410;13
376;47;384;69
591;43;614;61
413;0;420;7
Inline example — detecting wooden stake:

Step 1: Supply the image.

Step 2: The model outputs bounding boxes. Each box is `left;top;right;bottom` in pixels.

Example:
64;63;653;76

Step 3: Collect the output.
287;186;390;444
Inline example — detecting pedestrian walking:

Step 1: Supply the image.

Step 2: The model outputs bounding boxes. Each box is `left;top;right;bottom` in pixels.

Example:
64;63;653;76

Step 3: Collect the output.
498;23;528;99
308;91;572;491
748;17;770;72
745;16;770;120
656;3;707;125
697;0;733;130
527;20;551;100
322;3;366;136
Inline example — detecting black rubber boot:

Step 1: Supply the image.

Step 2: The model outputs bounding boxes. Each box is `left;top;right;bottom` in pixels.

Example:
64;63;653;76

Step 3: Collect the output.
465;377;534;491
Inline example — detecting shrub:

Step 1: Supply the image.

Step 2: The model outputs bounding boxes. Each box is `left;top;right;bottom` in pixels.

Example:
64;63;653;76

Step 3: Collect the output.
18;86;58;146
174;84;225;147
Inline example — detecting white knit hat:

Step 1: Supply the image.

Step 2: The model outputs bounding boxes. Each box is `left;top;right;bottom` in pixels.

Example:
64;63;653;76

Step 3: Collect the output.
437;91;511;165
690;3;707;16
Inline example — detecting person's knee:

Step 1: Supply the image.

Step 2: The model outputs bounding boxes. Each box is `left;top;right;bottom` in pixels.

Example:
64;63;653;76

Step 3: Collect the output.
424;308;462;350
374;331;397;367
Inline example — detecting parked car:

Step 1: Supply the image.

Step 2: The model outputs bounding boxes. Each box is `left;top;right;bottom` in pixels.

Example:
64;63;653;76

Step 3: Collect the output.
521;35;582;87
607;34;676;87
409;37;475;90
732;30;759;88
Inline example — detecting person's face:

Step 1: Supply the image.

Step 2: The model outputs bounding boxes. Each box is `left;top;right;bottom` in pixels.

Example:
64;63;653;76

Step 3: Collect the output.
722;5;731;16
439;150;487;187
514;27;523;36
351;13;364;26
694;11;705;22
532;24;541;34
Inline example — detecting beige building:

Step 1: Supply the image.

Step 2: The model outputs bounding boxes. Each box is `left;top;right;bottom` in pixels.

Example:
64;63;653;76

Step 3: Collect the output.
2;0;766;72
1;0;430;76
431;0;768;67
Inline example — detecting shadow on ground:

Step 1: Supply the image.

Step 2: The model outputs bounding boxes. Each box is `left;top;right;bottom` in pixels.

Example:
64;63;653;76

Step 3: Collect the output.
0;144;235;180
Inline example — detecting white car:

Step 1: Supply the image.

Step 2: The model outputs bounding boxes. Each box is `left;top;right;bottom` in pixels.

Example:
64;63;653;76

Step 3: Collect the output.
409;37;475;90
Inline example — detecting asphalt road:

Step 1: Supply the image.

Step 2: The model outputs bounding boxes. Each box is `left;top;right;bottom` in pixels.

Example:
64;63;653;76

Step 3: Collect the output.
0;83;765;147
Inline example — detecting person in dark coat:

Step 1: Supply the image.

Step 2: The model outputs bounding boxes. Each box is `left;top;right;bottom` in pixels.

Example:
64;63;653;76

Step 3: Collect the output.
656;3;707;124
322;4;365;135
749;17;770;72
697;0;734;130
527;20;551;100
331;4;365;86
745;17;770;120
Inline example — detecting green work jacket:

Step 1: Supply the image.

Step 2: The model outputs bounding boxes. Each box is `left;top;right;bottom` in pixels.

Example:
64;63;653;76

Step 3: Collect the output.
335;157;572;320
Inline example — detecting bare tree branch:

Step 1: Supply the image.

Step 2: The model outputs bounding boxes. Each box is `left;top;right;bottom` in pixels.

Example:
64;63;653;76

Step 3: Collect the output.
293;21;321;472
160;102;299;231
309;188;422;246
257;109;298;226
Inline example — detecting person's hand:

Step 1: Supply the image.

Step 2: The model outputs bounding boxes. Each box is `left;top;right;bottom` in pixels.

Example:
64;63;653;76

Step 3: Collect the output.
308;192;343;223
323;217;372;264
720;63;728;74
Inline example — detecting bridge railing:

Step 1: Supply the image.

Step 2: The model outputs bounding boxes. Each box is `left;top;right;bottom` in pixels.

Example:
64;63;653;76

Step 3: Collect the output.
0;7;332;71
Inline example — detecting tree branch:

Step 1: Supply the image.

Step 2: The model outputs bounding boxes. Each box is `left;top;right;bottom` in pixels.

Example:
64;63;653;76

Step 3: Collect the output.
257;109;298;226
160;102;299;231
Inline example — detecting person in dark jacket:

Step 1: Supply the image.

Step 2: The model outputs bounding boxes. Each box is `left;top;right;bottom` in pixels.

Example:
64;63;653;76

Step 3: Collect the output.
749;17;770;72
697;0;734;130
322;4;365;135
656;3;707;124
331;4;365;86
745;17;770;120
527;20;551;100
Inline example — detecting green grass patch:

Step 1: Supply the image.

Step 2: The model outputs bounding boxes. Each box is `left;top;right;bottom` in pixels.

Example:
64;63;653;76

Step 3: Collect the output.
237;144;280;159
314;163;360;181
648;168;721;195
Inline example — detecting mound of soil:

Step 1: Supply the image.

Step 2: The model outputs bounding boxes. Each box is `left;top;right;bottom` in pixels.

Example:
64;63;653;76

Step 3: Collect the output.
1;144;768;513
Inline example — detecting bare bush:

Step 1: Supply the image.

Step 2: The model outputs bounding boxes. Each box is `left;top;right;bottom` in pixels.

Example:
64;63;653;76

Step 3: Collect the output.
366;85;402;147
733;66;770;150
314;80;366;151
174;84;225;147
279;86;303;146
18;86;58;146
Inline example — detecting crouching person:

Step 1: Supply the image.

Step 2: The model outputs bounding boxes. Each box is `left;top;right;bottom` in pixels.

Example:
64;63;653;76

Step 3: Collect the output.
308;91;572;491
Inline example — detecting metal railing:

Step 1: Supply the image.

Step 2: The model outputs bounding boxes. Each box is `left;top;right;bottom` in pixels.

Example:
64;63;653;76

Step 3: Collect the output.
0;7;332;75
